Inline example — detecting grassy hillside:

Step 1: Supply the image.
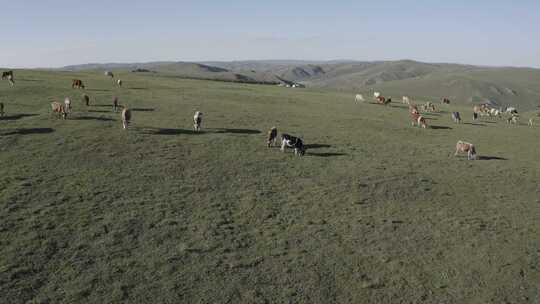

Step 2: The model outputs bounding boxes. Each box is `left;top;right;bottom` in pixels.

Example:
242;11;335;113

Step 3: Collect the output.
1;70;539;303
61;60;540;110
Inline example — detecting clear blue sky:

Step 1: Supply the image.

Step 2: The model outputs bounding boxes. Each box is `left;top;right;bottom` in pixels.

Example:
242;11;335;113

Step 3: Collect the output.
1;0;539;68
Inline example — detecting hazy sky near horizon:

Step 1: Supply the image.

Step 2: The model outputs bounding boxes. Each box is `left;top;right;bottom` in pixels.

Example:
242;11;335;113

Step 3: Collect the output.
1;0;539;68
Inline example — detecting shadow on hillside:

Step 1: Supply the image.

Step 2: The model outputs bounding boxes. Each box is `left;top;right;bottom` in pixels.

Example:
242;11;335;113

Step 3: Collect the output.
87;89;110;92
71;116;115;121
131;108;155;112
0;114;39;121
19;78;44;82
87;109;112;113
430;125;452;130
1;128;54;135
463;122;486;127
307;152;347;157
305;144;332;149
211;128;262;134
478;156;508;161
93;104;113;108
130;87;148;90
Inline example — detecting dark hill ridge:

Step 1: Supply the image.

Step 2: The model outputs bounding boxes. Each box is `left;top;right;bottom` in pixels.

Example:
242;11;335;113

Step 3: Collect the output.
61;60;540;110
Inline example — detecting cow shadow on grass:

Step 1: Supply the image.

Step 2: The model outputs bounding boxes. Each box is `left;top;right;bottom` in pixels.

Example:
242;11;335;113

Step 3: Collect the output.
143;128;203;135
210;128;261;134
463;122;486;127
305;144;332;149
430;125;452;130
0;114;39;121
478;156;508;161
1;128;54;135
130;87;148;90
71;116;116;122
92;104;113;108
87;109;112;113
131;108;155;112
87;89;110;92
307;152;347;157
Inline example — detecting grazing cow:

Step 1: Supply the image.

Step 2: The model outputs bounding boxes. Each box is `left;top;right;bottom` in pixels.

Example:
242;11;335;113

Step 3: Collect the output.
104;71;114;78
82;94;90;106
0;102;4;117
113;97;119;112
355;94;365;102
473;105;489;119
452;112;461;123
1;70;13;79
374;92;381;98
267;127;278;147
489;108;502;119
423;101;435;112
442;98;450;104
402;96;410;105
280;133;306;156
193;111;203;131
455;140;477;160
506;107;518;114
411;112;427;128
121;108;131;129
51;102;68;119
117;79;123;87
72;79;85;89
507;115;518;125
528;118;534;127
64;97;72;112
473;112;478;121
376;96;390;105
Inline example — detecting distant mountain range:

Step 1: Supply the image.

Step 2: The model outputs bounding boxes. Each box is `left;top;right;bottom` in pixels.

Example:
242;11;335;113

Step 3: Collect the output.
61;60;540;110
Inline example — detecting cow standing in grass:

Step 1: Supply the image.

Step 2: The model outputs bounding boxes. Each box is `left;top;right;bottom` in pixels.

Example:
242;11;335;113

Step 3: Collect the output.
402;96;410;105
267;127;278;147
121;108;131;129
355;94;364;102
411;112;427;128
2;71;14;86
113;97;119;112
455;141;477;160
64;97;72;113
72;79;85;89
281;133;306;156
452;112;461;123
0;102;4;117
442;98;450;104
193;111;203;131
528;118;534;127
117;79;123;87
105;71;114;78
51;102;67;119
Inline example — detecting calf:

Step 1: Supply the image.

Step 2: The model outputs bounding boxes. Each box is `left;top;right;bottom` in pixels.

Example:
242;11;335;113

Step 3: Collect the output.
280;133;306;156
51;102;67;119
455;140;477;160
121;108;131;129
193;111;203;131
267;127;278;147
452;112;461;123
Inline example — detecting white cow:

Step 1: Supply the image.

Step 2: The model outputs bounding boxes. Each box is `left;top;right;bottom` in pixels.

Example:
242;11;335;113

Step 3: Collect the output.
355;94;365;102
64;97;72;113
374;92;381;98
402;96;410;104
193;111;203;131
117;79;123;87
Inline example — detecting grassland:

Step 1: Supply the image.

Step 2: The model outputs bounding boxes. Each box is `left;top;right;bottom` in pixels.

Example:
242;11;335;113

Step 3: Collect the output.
1;70;539;303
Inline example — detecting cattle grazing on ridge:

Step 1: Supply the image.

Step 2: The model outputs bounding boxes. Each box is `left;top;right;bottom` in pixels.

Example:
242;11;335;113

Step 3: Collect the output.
452;112;461;123
280;133;306;156
355;94;365;102
455;140;477;160
411;112;427;128
267;127;278;147
72;79;85;89
121;108;131;129
193;111;203;131
82;94;90;106
51;102;68;119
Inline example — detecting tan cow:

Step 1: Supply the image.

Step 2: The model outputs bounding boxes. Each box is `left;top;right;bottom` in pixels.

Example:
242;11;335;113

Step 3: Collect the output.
455;140;477;160
51;102;67;119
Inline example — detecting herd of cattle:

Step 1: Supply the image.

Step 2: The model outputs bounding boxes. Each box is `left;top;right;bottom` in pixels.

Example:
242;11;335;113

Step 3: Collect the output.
1;70;537;158
355;91;537;160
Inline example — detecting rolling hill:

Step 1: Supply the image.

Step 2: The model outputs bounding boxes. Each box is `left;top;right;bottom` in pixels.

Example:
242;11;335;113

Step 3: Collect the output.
59;60;540;110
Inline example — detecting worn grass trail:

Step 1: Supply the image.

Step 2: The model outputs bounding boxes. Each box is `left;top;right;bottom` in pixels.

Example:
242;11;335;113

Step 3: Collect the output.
1;70;539;303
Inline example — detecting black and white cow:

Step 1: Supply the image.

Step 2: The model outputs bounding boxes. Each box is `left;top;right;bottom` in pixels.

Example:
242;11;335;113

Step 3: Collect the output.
452;112;461;123
280;133;306;156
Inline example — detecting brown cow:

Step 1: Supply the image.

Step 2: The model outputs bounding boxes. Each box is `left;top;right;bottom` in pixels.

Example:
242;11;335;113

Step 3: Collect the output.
267;127;278;147
72;79;85;89
411;112;427;128
51;102;67;119
455;140;477;160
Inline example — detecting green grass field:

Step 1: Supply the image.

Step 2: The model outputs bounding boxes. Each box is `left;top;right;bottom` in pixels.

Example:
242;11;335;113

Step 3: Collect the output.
1;70;539;303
